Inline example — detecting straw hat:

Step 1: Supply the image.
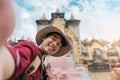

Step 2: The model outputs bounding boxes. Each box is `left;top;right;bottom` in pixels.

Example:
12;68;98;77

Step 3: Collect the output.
36;25;71;57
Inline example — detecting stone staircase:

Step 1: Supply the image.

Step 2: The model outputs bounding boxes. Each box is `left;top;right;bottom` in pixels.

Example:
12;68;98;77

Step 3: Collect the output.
45;56;91;80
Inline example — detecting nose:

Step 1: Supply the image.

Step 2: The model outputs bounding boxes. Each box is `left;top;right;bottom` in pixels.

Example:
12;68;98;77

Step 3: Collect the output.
53;41;57;47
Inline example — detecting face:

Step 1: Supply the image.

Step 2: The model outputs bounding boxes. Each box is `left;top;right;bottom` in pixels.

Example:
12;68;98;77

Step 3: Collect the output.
39;33;62;56
0;0;15;46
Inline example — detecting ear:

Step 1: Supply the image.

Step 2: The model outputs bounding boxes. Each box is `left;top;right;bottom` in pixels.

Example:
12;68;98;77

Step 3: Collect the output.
42;38;45;41
42;36;47;41
42;37;46;41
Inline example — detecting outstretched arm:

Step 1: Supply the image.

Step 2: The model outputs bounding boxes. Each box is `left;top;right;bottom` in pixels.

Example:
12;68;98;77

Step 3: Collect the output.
0;46;15;80
0;57;3;80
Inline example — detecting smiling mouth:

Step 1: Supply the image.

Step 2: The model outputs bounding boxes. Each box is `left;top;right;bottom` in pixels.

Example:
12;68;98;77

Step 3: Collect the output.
48;44;54;51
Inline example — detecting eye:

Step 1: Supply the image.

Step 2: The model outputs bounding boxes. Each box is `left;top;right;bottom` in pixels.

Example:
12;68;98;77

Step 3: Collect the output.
57;42;62;47
52;36;56;41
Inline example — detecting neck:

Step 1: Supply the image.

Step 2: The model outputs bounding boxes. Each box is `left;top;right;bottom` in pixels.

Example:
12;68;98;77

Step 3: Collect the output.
38;44;45;55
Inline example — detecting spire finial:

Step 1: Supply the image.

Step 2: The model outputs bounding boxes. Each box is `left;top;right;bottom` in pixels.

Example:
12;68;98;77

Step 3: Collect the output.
56;8;60;13
70;13;74;20
41;13;47;20
21;36;24;40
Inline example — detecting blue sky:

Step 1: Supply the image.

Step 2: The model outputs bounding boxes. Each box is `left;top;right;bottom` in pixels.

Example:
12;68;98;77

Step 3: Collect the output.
11;0;120;42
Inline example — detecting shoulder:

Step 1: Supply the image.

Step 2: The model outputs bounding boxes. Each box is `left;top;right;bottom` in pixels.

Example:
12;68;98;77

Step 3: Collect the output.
7;41;41;79
14;41;39;53
15;41;37;47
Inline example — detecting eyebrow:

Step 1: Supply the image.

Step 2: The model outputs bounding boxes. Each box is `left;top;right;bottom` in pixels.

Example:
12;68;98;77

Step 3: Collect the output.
52;34;59;39
52;34;62;44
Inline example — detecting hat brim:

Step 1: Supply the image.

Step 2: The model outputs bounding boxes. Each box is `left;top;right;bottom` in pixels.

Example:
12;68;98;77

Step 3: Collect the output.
36;26;71;57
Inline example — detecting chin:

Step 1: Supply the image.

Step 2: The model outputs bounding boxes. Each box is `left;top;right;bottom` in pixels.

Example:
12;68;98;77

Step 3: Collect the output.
43;49;50;55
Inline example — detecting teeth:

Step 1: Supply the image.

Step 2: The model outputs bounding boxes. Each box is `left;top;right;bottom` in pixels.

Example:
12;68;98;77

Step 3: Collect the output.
50;43;53;47
50;46;53;50
49;44;54;51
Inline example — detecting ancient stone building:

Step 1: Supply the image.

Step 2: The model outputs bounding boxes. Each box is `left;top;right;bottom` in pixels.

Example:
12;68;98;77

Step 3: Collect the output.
36;9;89;80
81;38;111;80
36;8;83;66
8;36;31;46
111;40;120;59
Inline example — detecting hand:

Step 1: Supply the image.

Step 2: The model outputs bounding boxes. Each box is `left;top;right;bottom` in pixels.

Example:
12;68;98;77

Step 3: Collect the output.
109;59;120;70
109;59;120;80
46;68;54;78
110;68;120;80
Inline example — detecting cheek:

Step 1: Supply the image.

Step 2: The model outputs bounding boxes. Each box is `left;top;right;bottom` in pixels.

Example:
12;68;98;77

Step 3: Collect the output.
57;45;61;50
42;40;49;48
43;38;52;45
54;46;60;53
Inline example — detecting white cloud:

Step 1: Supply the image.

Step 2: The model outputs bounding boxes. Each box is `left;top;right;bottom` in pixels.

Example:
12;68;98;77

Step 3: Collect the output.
74;0;120;42
11;2;36;42
12;0;120;43
12;0;72;41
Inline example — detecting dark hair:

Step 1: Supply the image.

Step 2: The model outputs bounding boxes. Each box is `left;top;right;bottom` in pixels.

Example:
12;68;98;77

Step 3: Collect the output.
46;32;67;47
